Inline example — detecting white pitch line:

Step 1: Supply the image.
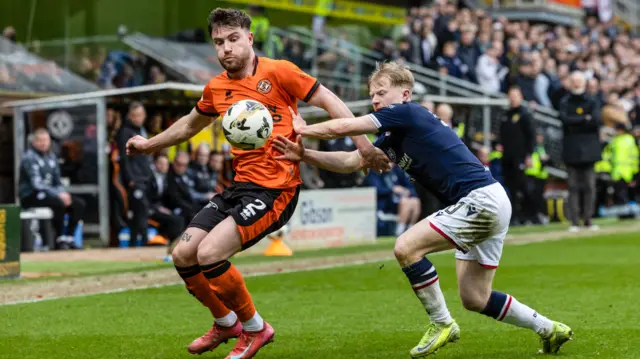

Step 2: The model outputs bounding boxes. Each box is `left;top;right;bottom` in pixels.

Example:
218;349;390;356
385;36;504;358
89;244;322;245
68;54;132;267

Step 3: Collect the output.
0;227;630;307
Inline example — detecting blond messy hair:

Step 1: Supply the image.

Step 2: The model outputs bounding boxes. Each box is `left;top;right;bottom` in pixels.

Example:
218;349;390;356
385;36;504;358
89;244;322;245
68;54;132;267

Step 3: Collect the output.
368;61;415;90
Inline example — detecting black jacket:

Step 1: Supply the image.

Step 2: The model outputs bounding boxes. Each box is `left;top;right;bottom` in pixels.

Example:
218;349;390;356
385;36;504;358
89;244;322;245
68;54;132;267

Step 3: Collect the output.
18;148;64;199
559;93;602;166
515;75;537;103
115;121;153;187
148;168;168;208
188;162;215;203
166;168;194;211
499;105;536;166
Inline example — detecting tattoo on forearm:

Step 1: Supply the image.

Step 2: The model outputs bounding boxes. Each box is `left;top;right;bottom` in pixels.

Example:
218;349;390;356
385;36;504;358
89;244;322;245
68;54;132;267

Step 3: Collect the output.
181;233;192;242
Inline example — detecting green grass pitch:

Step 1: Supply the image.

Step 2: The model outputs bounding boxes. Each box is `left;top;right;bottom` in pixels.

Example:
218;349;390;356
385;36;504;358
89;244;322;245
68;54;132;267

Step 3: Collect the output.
1;232;639;358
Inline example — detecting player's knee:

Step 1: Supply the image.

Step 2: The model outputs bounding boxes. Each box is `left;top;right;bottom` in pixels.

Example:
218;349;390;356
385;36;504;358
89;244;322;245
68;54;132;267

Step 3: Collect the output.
394;236;419;265
172;241;197;267
459;289;490;312
196;241;229;265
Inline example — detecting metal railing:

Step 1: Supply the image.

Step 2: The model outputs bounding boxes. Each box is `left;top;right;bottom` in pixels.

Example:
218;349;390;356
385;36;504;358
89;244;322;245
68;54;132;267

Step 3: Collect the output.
299;95;567;179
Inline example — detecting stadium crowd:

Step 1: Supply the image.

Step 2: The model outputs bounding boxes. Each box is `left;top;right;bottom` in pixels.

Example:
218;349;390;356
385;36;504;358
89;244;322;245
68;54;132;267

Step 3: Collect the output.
6;1;640;251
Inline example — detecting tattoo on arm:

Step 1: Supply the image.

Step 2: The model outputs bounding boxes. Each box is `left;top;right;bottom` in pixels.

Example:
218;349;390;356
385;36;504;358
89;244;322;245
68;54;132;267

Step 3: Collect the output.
181;233;192;242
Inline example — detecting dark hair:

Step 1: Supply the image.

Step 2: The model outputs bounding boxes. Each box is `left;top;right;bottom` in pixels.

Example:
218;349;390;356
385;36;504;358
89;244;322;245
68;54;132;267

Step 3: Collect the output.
208;8;251;35
508;85;522;93
128;101;144;113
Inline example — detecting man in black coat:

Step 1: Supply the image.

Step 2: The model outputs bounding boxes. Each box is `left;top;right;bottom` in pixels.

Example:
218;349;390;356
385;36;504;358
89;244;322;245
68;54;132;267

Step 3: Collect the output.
148;153;184;243
19;128;85;249
560;71;602;230
499;86;536;224
115;102;153;246
166;151;199;228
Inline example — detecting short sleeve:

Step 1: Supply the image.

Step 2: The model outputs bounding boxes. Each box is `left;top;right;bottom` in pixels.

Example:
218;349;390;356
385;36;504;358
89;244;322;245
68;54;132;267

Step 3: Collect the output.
195;82;219;117
368;103;411;132
275;60;319;102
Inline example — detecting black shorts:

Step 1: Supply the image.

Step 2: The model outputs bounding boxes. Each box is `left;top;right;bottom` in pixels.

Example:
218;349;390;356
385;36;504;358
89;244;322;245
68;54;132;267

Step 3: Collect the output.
188;182;300;249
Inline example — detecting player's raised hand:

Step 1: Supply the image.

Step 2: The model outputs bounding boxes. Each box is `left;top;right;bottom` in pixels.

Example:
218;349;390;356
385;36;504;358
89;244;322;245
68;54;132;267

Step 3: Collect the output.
288;106;307;134
273;135;305;162
360;146;392;174
126;135;151;156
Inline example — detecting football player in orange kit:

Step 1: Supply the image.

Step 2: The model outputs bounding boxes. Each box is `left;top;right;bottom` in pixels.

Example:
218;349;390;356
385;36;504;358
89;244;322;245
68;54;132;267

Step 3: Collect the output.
126;8;390;359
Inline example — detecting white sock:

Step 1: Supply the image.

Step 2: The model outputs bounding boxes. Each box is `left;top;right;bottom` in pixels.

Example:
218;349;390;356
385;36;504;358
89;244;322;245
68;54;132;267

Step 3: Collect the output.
502;296;554;337
241;312;264;332
395;223;407;236
214;311;238;327
414;279;453;325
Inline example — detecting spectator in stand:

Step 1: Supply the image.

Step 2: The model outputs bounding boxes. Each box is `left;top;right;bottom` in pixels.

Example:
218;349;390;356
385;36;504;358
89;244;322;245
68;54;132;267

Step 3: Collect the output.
19;128;86;250
560;71;602;231
2;26;16;42
318;137;362;188
208;150;226;192
532;54;552;107
457;24;480;83
148;66;167;84
420;98;435;112
115;102;153;247
420;16;438;67
514;59;539;105
248;5;270;51
166;151;199;229
148;153;184;246
525;131;551;224
476;42;507;94
500;86;536;225
188;144;216;208
435;41;463;78
364;165;421;237
587;77;605;109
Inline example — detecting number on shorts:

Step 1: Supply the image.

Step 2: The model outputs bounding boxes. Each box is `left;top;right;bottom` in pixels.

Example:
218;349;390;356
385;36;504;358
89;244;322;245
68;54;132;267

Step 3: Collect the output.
444;202;464;215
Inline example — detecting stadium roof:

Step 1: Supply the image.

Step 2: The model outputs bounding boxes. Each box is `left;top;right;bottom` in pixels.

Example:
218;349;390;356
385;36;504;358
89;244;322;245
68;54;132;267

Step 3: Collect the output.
2;82;204;109
0;37;99;95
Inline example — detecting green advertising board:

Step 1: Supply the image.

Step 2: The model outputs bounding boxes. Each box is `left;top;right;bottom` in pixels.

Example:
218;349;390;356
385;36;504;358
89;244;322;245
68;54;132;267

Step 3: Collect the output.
0;204;21;279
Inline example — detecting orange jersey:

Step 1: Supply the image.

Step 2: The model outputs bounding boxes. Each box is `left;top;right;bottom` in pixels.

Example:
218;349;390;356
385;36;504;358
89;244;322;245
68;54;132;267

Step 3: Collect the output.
196;56;319;189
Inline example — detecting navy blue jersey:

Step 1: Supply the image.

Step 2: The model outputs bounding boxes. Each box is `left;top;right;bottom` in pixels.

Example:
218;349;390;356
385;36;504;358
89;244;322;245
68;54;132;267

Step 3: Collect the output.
371;102;496;205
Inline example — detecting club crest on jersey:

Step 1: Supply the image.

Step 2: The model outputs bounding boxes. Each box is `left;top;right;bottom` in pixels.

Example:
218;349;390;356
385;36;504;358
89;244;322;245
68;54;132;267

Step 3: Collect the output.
256;79;272;94
385;148;397;162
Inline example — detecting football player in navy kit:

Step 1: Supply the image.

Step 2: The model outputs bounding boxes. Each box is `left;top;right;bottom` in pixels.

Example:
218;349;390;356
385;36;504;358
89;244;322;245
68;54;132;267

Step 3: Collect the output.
273;62;572;357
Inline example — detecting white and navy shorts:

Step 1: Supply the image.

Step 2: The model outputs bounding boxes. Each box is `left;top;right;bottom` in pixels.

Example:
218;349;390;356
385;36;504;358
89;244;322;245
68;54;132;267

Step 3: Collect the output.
427;182;512;268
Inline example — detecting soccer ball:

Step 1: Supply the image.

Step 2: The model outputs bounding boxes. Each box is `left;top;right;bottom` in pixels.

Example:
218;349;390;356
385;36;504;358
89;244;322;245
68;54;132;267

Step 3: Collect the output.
221;100;273;150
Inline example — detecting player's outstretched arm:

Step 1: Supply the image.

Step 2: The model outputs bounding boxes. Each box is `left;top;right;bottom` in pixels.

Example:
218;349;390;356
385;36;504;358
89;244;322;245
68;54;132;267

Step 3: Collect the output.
305;85;390;172
126;108;211;155
273;135;362;173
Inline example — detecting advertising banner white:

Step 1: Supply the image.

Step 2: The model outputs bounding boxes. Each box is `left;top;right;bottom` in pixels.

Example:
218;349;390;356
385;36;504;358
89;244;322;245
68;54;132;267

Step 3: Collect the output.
286;187;376;250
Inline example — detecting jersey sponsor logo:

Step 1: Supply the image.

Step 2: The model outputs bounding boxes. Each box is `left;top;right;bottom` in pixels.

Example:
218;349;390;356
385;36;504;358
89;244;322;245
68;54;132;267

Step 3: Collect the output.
511;114;520;123
225;89;233;101
240;199;267;220
398;153;413;170
256;79;272;94
205;201;219;211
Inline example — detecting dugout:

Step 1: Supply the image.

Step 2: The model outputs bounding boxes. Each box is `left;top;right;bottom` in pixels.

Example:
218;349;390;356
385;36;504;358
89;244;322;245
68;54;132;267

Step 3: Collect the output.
4;82;211;244
2;82;349;245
